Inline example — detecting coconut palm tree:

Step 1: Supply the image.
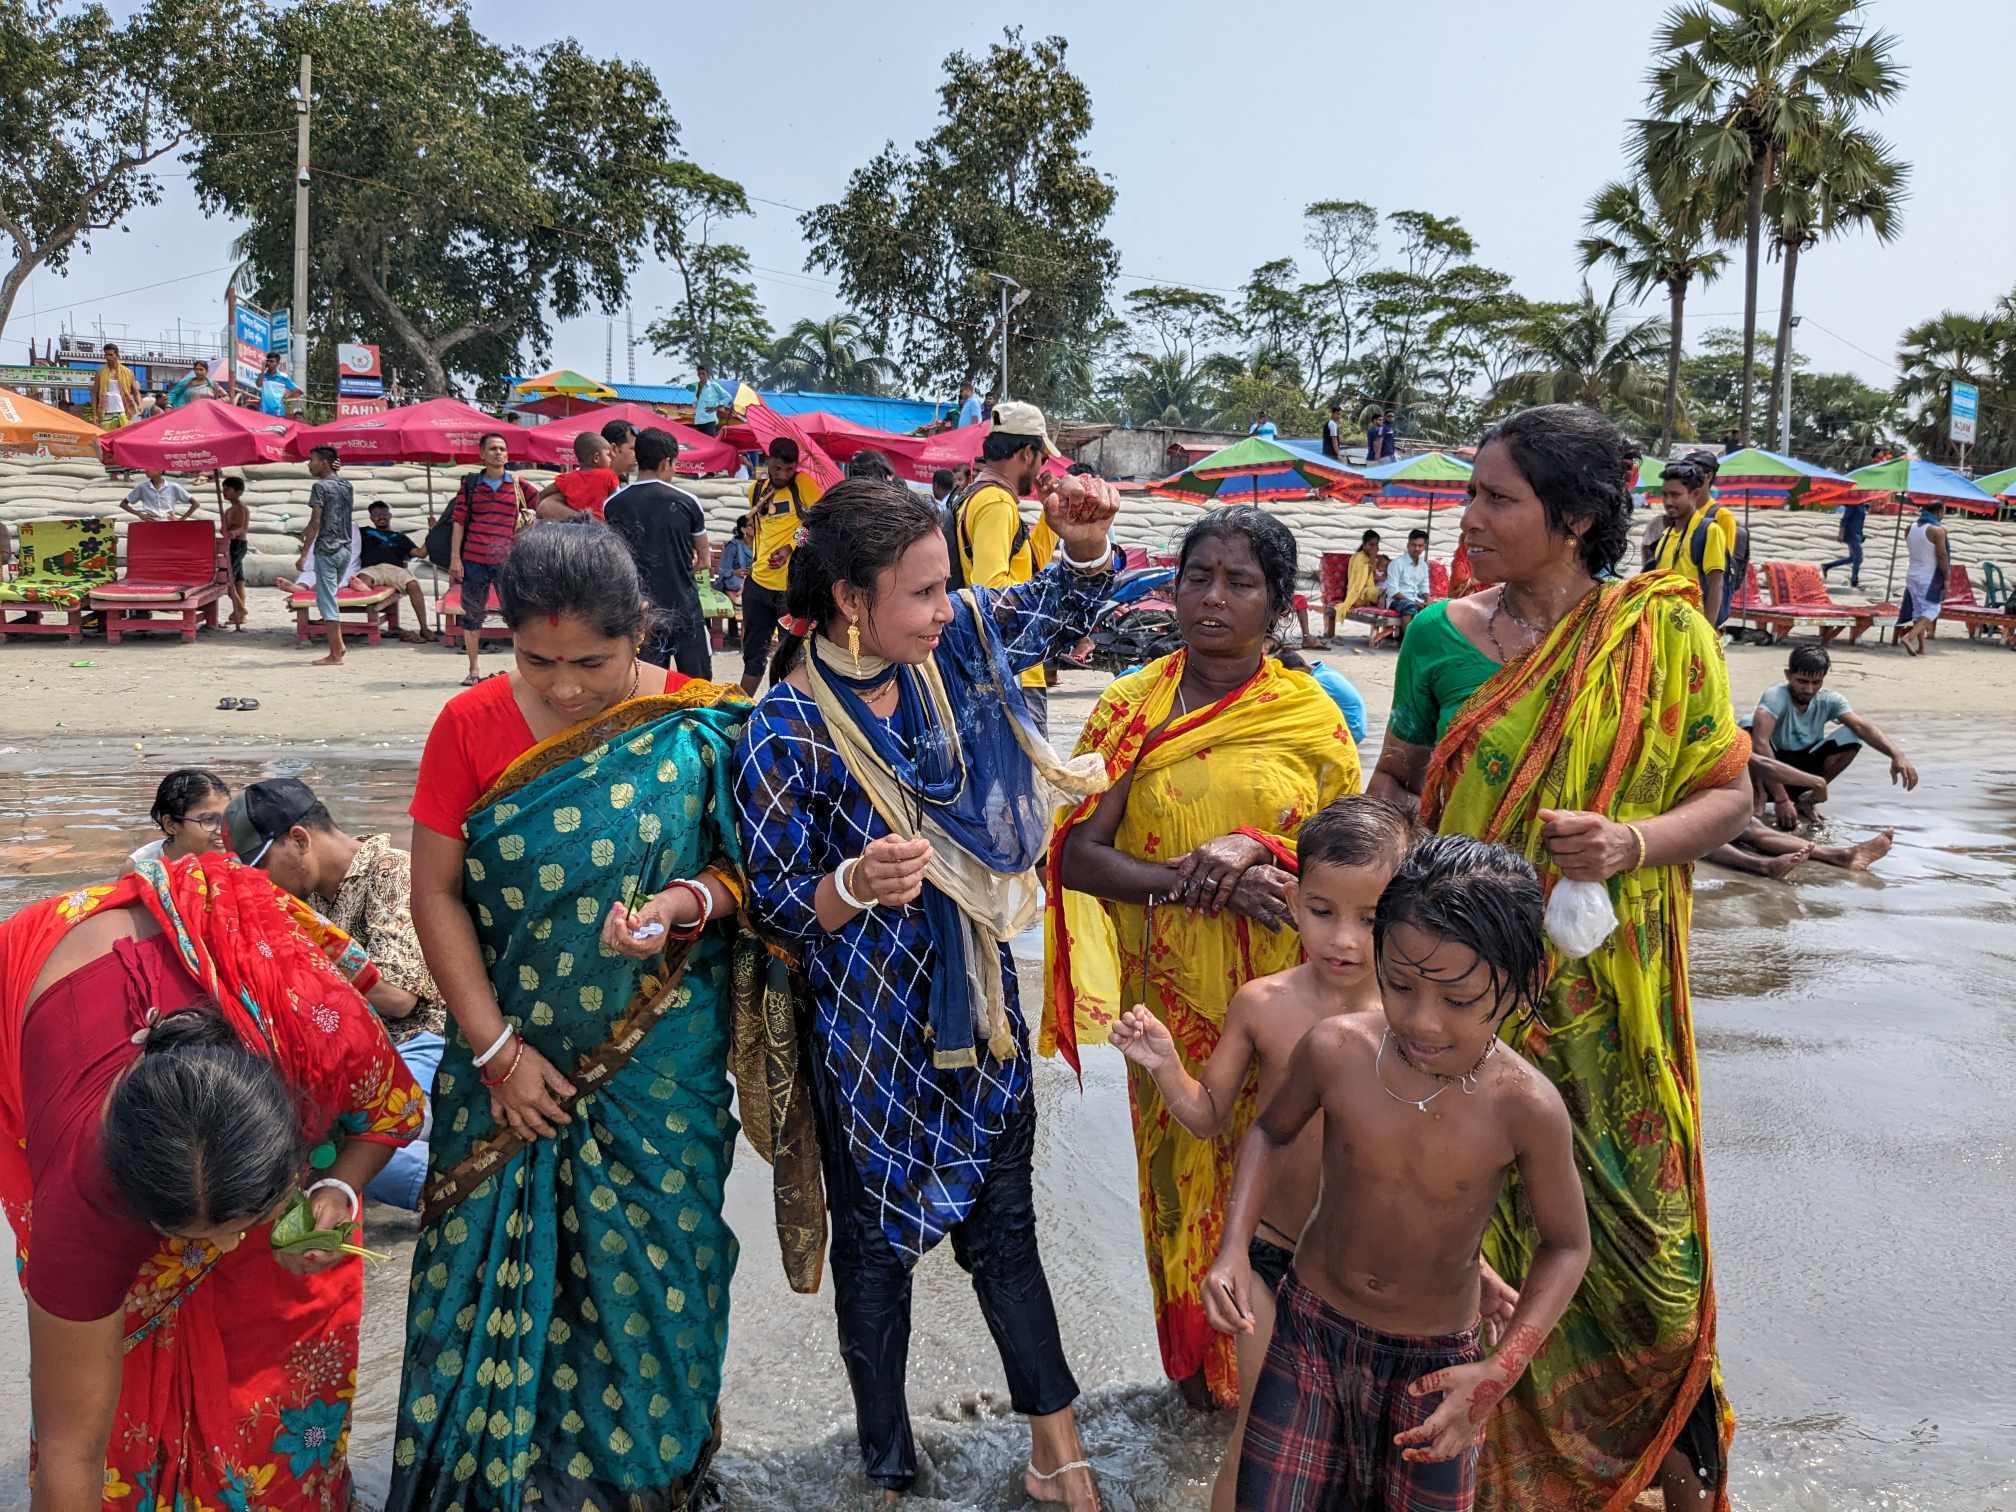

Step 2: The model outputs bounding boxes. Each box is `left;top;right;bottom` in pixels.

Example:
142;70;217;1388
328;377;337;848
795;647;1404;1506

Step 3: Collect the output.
1579;177;1729;453
1763;112;1907;444
1638;0;1904;444
1493;282;1670;431
761;312;901;394
1893;310;2003;463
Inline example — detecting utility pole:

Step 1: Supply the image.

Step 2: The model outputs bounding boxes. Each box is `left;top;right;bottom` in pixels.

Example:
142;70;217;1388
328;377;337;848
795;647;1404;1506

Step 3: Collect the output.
291;54;312;384
1777;313;1801;454
986;272;1029;401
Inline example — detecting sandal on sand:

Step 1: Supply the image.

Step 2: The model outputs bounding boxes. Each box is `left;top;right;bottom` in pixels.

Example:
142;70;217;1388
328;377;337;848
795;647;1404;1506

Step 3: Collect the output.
460;672;483;687
216;697;239;710
237;697;260;711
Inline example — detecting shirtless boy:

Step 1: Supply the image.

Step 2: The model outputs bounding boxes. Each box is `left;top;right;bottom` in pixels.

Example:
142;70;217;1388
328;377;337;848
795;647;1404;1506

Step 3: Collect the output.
1110;796;1412;1512
1207;834;1591;1511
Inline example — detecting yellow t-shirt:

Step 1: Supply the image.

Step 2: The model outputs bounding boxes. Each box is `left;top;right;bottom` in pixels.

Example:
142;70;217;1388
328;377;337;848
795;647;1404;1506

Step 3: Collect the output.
1653;502;1730;590
747;472;824;592
956;481;1059;689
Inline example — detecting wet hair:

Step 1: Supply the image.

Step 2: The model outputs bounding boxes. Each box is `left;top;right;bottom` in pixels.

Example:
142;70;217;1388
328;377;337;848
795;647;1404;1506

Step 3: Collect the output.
982;431;1041;463
845;449;897;481
931;468;957;493
101;1007;306;1233
477;431;507;452
498;522;647;640
150;769;228;828
1407;528;1428;544
1374;834;1546;1025
573;430;610;467
1475;404;1634;578
771;477;942;683
220;476;245;495
766;438;800;464
600;419;637;447
1177;505;1307;672
1297;796;1414;874
635;426;680;474
308;444;339;466
1787;645;1831;677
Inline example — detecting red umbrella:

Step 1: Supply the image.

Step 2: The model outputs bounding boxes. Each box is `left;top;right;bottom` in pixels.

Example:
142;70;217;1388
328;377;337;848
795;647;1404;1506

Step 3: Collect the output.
100;398;300;472
288;397;529;465
914;422;989;472
518;402;738;474
742;405;842;489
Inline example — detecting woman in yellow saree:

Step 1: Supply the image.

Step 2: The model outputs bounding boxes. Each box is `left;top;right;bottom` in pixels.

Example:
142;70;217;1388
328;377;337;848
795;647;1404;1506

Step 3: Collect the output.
1370;406;1752;1511
1048;507;1360;1410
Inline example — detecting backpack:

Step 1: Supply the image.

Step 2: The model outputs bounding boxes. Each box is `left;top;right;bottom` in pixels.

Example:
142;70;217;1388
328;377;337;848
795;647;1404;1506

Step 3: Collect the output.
1690;505;1749;627
941;479;1030;591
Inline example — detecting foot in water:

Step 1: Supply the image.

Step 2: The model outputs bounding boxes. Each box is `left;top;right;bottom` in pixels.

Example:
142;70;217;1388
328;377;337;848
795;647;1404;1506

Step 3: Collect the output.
1025;1459;1100;1510
1819;828;1895;871
1761;846;1811;879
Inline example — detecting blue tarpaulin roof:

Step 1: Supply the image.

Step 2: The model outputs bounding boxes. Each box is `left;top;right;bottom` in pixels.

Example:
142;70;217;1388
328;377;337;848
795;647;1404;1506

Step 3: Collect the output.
511;380;951;434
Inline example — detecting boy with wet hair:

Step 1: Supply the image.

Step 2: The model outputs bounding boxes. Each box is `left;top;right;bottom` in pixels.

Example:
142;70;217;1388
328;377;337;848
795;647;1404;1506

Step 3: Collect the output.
1111;796;1420;1512
1209;833;1591;1511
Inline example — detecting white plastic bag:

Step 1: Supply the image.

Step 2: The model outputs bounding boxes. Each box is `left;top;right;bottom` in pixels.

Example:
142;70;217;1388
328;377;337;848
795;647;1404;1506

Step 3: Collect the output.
1544;878;1617;960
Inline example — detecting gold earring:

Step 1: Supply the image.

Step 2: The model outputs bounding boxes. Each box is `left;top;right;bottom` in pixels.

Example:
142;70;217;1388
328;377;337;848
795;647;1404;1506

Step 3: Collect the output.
847;619;863;675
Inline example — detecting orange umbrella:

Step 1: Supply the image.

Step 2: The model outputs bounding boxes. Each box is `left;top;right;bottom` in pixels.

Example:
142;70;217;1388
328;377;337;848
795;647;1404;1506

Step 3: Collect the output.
0;387;103;458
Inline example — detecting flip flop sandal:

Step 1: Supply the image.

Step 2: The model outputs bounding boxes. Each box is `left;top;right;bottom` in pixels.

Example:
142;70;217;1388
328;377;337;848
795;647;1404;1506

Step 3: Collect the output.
237;698;260;711
460;673;483;687
217;697;242;710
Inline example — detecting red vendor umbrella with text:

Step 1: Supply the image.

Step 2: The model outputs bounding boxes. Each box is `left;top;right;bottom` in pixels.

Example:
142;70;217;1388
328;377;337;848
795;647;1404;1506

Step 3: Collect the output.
287;397;530;465
99;398;300;472
518;402;737;474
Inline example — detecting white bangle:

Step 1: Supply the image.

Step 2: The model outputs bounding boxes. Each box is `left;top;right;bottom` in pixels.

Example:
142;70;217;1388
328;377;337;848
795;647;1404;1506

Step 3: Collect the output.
834;856;876;912
1063;543;1113;572
307;1177;361;1224
472;1023;515;1069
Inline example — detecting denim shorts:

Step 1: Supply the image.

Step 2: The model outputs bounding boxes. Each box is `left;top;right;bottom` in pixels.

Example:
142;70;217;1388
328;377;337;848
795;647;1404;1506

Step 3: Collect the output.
313;548;351;622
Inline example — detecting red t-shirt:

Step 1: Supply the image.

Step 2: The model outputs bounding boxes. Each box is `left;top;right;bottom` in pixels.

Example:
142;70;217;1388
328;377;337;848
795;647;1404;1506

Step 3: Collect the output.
552;468;620;523
409;666;692;838
23;929;205;1321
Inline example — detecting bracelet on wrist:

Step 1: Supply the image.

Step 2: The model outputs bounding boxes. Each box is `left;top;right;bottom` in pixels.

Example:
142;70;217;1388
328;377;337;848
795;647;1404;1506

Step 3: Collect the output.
480;1037;527;1089
1626;823;1648;872
661;878;711;939
471;1022;516;1069
1062;543;1113;572
306;1177;361;1225
834;856;876;912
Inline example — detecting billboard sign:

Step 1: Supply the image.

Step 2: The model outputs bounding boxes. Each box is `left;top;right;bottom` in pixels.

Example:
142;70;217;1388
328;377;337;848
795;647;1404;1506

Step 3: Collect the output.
1951;381;1979;445
336;395;389;420
337;342;384;398
233;303;272;389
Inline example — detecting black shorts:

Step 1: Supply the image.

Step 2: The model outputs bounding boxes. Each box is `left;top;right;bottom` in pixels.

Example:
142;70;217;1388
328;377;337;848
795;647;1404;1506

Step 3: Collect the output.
228;537;248;584
1774;731;1859;776
1248;1234;1294;1296
740;579;788;682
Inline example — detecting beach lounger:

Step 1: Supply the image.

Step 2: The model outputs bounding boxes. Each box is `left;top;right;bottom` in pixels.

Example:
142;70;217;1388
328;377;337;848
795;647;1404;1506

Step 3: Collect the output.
0;518;116;642
1724;563;1798;644
1348;559;1450;649
1937;566;2016;648
434;582;512;647
89;520;226;644
1765;562;1881;644
287;581;401;646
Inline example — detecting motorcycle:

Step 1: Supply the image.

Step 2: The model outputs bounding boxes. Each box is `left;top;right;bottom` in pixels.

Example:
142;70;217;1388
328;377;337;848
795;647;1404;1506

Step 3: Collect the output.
1081;565;1180;672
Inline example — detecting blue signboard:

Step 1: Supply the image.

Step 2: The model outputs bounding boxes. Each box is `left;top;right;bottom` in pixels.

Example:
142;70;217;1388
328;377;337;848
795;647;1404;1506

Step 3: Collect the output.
1951;380;1978;445
271;307;291;355
233;304;272;388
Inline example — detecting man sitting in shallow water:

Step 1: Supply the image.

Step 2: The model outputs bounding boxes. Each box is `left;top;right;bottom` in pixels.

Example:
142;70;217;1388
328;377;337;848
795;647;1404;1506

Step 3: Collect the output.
1746;645;1917;829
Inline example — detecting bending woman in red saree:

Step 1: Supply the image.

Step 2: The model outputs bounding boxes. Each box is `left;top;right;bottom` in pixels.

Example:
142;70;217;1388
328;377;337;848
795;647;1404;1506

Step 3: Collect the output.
0;854;423;1512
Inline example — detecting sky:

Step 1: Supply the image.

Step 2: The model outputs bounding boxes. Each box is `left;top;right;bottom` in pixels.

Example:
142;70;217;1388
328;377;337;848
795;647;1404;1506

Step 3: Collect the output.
11;0;2013;397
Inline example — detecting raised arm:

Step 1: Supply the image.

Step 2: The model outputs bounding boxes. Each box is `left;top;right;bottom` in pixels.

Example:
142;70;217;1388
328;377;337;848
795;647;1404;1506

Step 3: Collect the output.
1108;985;1262;1139
27;1302;123;1512
1395;1082;1591;1464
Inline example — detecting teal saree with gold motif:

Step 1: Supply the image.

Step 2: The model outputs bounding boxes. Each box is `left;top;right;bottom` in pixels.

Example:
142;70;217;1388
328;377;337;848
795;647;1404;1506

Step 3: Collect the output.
389;686;749;1512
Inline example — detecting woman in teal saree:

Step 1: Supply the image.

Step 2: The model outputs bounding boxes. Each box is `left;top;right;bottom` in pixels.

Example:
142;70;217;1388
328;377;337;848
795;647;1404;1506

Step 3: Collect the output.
391;524;751;1512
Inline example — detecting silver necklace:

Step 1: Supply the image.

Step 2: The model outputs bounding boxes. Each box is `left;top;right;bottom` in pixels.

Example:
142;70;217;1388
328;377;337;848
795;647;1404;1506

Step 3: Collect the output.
1376;1030;1497;1112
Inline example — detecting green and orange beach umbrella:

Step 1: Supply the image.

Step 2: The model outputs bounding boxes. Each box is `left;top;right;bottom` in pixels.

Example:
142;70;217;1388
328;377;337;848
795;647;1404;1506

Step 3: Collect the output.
1325;451;1474;548
1841;456;2001;603
1150;435;1363;505
509;367;618;418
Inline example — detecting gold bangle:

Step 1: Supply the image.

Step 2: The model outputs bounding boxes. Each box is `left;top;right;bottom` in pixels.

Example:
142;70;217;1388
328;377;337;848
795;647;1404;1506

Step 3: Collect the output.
1627;823;1648;871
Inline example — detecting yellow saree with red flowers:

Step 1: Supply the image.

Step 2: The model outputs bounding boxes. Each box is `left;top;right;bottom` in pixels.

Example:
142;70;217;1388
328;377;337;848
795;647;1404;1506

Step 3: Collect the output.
1044;652;1359;1406
1421;575;1749;1511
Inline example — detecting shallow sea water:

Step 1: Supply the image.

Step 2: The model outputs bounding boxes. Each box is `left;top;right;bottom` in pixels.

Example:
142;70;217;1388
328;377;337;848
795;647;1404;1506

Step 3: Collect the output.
0;724;2011;1510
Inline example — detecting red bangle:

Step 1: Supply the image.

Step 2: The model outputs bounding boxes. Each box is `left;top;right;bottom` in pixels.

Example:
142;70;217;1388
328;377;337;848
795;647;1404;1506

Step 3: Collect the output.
1235;826;1299;875
480;1038;526;1089
661;878;710;940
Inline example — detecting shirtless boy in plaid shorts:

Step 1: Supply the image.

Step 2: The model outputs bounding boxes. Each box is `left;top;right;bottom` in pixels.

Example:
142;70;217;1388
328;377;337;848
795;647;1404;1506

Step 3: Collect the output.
1206;835;1591;1510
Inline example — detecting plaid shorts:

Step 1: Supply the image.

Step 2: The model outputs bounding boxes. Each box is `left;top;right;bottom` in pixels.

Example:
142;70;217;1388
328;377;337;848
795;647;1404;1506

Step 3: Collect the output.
1237;1271;1482;1511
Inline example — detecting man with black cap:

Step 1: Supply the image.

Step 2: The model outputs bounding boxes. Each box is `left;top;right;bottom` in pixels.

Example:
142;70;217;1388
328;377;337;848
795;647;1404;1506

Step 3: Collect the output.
226;777;443;1210
738;435;824;694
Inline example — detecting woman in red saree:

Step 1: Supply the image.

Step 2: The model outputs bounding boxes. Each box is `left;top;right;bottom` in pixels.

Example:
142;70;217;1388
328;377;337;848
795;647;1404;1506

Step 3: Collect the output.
0;854;423;1512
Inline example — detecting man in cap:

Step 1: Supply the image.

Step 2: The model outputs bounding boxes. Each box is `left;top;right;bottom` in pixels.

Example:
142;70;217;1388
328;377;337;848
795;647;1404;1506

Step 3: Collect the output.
227;777;443;1210
738;435;824;695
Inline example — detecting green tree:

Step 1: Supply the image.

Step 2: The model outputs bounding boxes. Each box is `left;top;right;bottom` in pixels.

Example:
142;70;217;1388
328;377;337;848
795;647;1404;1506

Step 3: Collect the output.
1579;177;1729;451
1789;369;1896;468
1494;282;1669;432
1639;0;1904;444
1680;325;1775;443
175;0;690;397
1762;111;1906;444
800;28;1119;408
0;0;187;335
1893;302;2012;468
761;313;900;394
644;161;770;377
1303;200;1379;374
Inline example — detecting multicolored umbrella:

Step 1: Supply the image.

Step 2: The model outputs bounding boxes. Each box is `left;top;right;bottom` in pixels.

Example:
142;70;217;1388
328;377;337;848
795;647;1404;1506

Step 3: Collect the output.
509;368;617;418
1151;435;1361;504
1325;450;1474;548
1970;464;2016;506
1635;447;1855;509
0;387;102;458
1842;457;2002;604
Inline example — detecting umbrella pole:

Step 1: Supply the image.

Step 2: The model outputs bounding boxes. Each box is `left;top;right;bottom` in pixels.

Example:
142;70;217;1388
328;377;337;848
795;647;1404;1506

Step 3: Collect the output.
1882;493;1906;615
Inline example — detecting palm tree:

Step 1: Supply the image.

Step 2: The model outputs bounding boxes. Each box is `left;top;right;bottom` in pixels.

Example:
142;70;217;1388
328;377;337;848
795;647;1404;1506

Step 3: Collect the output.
1493;282;1670;430
762;313;900;394
1763;112;1907;445
1638;0;1904;444
1579;177;1729;453
1893;310;2001;461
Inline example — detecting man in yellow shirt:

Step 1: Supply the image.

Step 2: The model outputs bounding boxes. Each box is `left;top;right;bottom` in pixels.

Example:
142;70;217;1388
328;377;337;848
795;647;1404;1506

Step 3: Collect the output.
948;399;1064;733
739;436;825;693
1650;452;1738;627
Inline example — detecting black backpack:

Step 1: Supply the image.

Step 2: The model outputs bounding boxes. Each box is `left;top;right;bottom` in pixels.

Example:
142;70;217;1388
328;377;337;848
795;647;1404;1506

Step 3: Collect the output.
1690;506;1749;626
425;473;482;569
941;480;1030;591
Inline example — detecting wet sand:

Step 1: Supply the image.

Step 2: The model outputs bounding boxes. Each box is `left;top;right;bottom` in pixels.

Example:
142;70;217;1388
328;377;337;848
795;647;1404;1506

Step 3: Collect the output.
2;702;2013;1506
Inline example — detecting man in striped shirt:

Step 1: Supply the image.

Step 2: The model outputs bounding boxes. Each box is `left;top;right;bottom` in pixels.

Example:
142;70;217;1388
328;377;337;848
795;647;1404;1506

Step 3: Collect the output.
448;432;535;685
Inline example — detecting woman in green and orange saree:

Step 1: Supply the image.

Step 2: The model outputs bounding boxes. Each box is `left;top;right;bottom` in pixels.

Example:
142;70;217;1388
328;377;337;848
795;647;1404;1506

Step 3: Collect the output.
391;525;752;1512
1369;406;1753;1511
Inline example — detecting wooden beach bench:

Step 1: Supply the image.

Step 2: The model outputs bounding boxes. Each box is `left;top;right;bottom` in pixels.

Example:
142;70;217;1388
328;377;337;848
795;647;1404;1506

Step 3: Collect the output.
1765;562;1882;645
286;581;402;646
89;520;226;644
434;582;512;647
1347;559;1450;649
0;518;116;643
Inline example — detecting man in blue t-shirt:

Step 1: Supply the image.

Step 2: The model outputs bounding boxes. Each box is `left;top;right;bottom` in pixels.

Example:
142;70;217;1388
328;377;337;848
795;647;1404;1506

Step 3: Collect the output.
1747;644;1917;826
257;351;299;416
691;364;733;435
955;379;983;429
